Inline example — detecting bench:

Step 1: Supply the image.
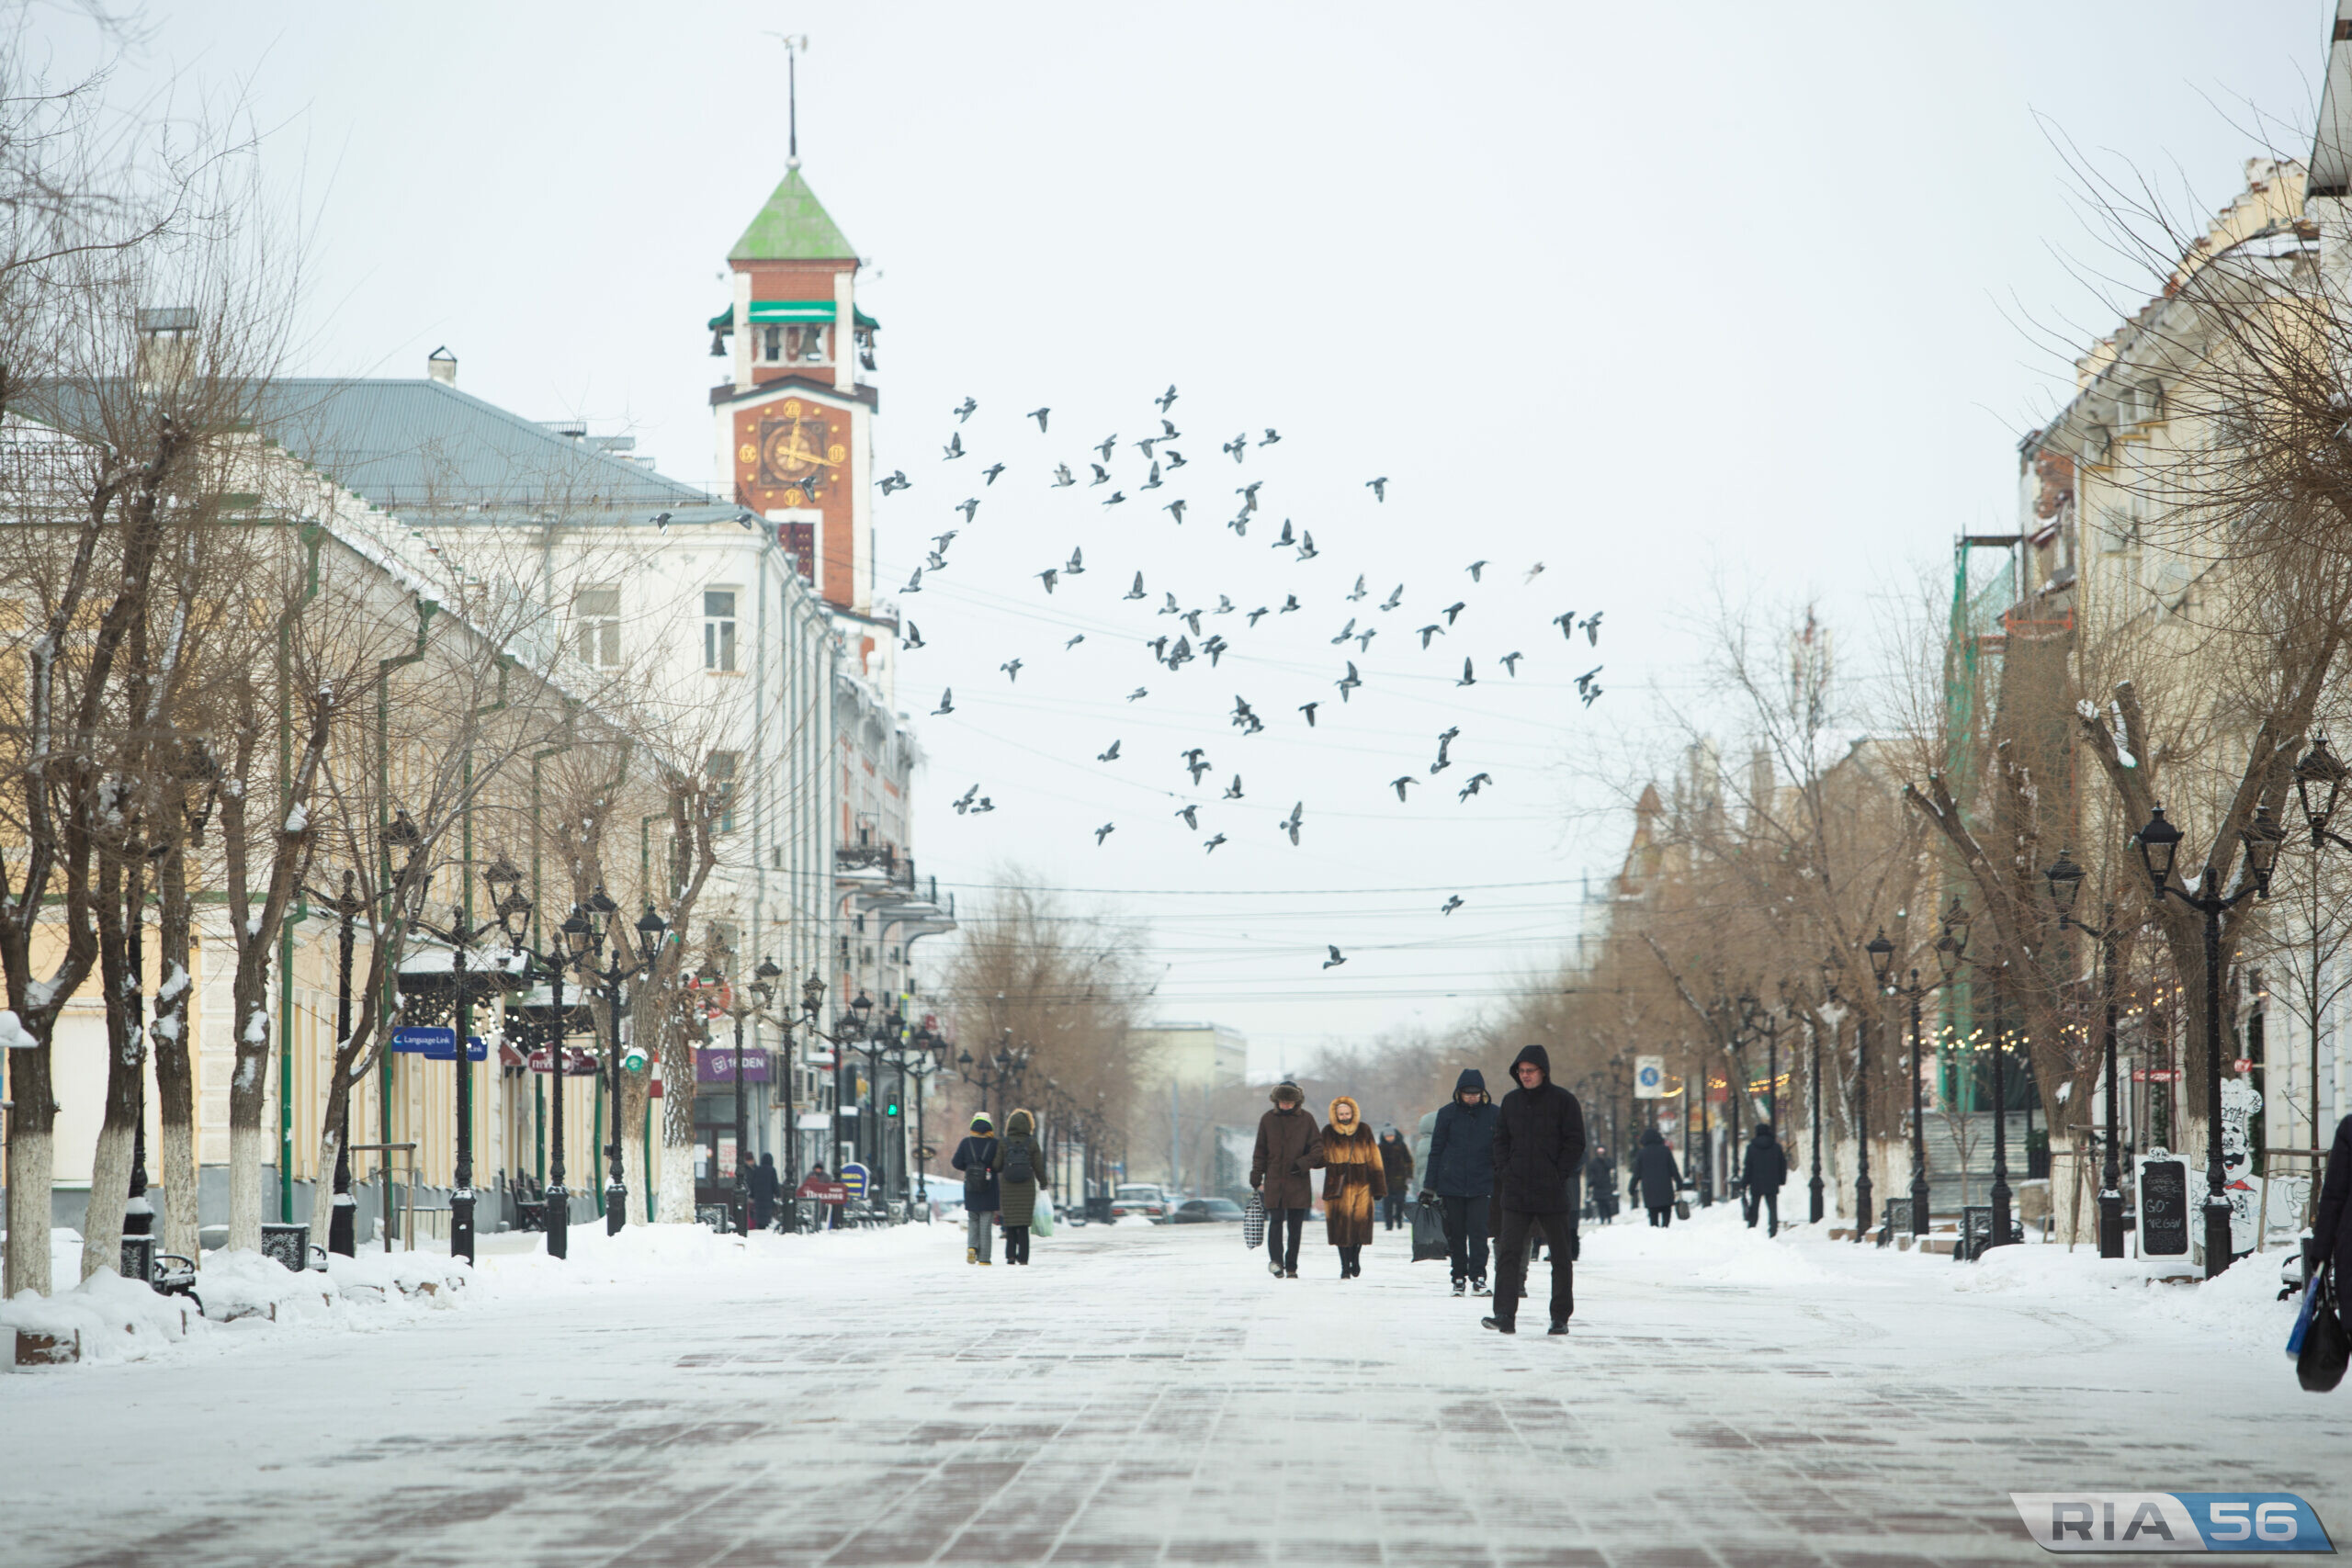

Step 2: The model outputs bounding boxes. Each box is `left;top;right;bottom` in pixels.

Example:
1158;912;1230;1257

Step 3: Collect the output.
119;1235;202;1315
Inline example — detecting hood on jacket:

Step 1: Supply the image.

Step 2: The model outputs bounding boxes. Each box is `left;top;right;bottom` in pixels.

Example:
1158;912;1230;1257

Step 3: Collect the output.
1007;1108;1035;1137
1270;1080;1304;1108
1453;1068;1487;1099
1509;1043;1552;1086
1328;1096;1362;1130
1640;1127;1664;1146
1751;1122;1774;1141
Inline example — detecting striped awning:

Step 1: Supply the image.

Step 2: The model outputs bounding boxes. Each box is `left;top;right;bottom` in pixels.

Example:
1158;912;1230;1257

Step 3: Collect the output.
707;302;881;332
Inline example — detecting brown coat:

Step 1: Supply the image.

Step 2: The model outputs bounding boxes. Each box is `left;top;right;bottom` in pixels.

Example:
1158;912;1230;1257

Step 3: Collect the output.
1317;1099;1387;1247
1251;1100;1322;1210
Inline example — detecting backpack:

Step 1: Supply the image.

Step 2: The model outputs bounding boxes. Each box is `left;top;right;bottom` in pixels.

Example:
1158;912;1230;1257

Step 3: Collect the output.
1004;1138;1035;1185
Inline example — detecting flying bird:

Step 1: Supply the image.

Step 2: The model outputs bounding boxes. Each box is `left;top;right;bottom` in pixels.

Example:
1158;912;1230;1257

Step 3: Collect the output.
924;550;947;571
878;470;910;495
1272;519;1295;548
1347;576;1368;603
1216;595;1236;615
1579;611;1604;646
1281;802;1304;844
1457;659;1476;687
1157;385;1179;412
953;784;978;815
1442;602;1467;626
1524;562;1544;581
1224;774;1246;800
1280;593;1302;614
1102;491;1126;507
1135;437;1160;463
1553;610;1577;639
1575;664;1603;700
1354;626;1378;652
1330;617;1357;646
1337;660;1362;701
956;498;980;523
1095;434;1118;462
1298;702;1319;727
1222;433;1247;462
1176;804;1199;829
1027;407;1051;432
1466;560;1487;582
1227;512;1249;537
1165;448;1187;469
1126;687;1149;702
970;796;995;814
1064;634;1084;649
1580;681;1603;708
1182;749;1211;784
1417;624;1444;649
1141;462;1163;490
1458;773;1492;800
932;530;959;552
1204;832;1227;852
1259;428;1281;446
1500;651;1523;676
982;462;1006;486
900;568;924;593
1390;776;1418;801
933;688;955;716
1036;569;1057;593
943;432;965;460
902;622;925;649
1237;481;1262;513
1097;740;1121;761
1295;531;1317;560
1442;896;1464;915
953;396;977;423
1161;418;1181;439
1231;696;1262;733
1090;462;1111;486
1182;608;1204;636
1165;499;1188;525
1125;573;1147;601
1052;464;1076;488
1094;823;1115;845
1202;635;1228;667
1160;592;1182;615
1247;605;1271;627
1322;944;1346;970
1001;659;1023;682
1066;547;1085;574
1365;477;1388;502
1379;584;1403;612
651;511;672;532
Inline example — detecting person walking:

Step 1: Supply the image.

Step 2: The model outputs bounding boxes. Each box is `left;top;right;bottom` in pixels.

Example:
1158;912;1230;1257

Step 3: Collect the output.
997;1108;1048;1265
1743;1122;1789;1235
2315;1111;2351;1277
1585;1145;1617;1225
1630;1127;1680;1227
1483;1044;1585;1337
1250;1081;1322;1279
1378;1127;1415;1230
748;1151;779;1232
951;1112;1001;1265
1318;1097;1387;1277
1421;1068;1498;1297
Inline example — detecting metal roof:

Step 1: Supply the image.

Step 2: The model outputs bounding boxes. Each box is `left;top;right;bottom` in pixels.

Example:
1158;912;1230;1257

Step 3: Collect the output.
251;378;712;514
729;166;857;263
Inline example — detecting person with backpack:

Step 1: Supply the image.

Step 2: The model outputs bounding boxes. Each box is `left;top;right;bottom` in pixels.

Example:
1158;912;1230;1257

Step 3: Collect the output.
998;1108;1049;1265
951;1113;1001;1265
1421;1068;1499;1296
1630;1127;1680;1227
1743;1123;1790;1235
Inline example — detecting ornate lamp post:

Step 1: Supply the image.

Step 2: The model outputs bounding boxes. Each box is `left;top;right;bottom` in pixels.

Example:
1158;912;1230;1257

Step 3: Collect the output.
1939;899;2021;1250
2044;849;2130;1258
2128;803;2284;1279
1868;904;1967;1236
571;893;662;1235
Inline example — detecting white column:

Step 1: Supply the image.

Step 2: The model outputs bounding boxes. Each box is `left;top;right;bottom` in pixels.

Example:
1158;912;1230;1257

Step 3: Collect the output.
832;269;854;394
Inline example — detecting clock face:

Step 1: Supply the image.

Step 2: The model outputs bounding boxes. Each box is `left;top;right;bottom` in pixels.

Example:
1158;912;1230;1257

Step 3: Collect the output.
738;399;848;514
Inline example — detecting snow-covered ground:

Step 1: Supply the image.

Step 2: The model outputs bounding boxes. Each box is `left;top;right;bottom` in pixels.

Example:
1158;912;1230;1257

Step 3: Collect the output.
2;1207;2346;1566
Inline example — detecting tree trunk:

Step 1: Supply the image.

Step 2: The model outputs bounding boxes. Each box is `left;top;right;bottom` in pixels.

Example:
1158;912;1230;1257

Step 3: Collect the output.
82;853;144;1280
152;855;198;1262
618;1070;650;1224
659;1026;697;1222
3;1043;56;1297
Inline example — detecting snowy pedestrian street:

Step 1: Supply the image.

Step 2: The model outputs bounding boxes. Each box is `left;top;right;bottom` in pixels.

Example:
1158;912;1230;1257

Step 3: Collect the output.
5;1212;2346;1568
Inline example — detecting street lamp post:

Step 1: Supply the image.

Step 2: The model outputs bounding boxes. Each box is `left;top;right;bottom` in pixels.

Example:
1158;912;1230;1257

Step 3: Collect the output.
1937;900;2018;1251
2044;849;2129;1258
585;899;666;1235
1808;1008;1826;1225
1869;907;1967;1236
310;870;365;1256
2127;803;2283;1280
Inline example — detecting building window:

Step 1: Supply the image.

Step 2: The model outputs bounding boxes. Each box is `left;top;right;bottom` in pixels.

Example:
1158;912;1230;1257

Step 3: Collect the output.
704;589;737;671
573;585;619;667
708;750;739;834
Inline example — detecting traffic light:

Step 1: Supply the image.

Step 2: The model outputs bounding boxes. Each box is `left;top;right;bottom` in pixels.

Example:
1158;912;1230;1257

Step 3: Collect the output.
885;1096;901;1119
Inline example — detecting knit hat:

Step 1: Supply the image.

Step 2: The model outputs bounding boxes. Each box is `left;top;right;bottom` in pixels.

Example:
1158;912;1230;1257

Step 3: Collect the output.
970;1112;993;1132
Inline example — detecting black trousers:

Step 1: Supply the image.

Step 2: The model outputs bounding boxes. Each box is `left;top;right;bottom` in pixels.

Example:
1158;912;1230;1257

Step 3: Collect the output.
1440;1194;1490;1282
1747;1190;1780;1231
1265;1206;1307;1271
1381;1194;1405;1229
1494;1208;1574;1326
1647;1205;1672;1228
1005;1224;1031;1264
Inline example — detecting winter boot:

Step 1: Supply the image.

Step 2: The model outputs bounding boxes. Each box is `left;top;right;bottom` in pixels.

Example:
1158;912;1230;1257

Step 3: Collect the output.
1481;1315;1515;1334
1548;1319;1569;1336
1471;1275;1489;1296
1284;1268;1299;1279
967;1247;978;1265
1269;1256;1284;1279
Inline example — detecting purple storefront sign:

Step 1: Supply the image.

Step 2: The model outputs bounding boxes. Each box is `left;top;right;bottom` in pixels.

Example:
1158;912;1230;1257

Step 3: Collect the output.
695;1048;771;1085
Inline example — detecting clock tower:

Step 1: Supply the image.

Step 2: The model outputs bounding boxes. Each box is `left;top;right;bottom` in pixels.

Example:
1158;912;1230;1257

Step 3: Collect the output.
707;162;877;615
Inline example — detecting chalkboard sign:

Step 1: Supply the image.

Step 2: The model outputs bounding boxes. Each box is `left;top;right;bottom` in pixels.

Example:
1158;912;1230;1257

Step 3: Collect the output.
2139;1156;2188;1257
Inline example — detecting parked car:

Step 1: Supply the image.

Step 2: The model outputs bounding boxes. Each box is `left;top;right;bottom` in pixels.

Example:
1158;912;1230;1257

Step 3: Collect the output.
1170;1198;1246;1224
1109;1183;1173;1223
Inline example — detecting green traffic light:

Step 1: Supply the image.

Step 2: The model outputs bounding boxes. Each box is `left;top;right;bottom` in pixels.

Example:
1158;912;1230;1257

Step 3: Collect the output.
886;1100;900;1117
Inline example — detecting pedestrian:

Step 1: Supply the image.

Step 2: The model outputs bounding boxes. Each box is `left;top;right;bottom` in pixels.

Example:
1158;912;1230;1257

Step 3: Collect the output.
998;1108;1049;1265
1585;1145;1617;1225
951;1112;1001;1265
802;1162;843;1230
1421;1068;1498;1297
1318;1097;1387;1277
1378;1126;1415;1230
1630;1127;1679;1227
748;1151;779;1232
1250;1081;1322;1279
2310;1111;2350;1276
1483;1044;1585;1337
1743;1122;1789;1234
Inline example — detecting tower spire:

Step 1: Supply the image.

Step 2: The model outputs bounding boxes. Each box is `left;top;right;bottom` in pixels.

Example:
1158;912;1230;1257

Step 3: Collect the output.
768;32;809;169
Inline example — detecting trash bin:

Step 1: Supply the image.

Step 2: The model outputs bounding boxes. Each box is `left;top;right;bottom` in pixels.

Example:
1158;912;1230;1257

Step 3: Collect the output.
260;1222;311;1271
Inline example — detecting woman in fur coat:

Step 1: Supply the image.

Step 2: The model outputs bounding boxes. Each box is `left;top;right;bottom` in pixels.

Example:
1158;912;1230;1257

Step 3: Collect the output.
1316;1095;1387;1278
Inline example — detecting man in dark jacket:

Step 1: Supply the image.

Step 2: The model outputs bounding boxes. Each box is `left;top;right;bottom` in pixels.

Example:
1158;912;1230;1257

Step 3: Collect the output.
1378;1129;1414;1230
951;1114;1001;1265
1631;1127;1680;1226
1585;1145;1617;1224
1484;1044;1586;1336
1421;1068;1498;1295
1250;1082;1321;1278
2313;1112;2351;1276
748;1151;779;1232
1743;1123;1789;1234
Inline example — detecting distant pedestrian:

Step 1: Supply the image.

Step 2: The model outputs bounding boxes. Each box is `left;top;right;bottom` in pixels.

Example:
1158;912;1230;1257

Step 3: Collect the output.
1483;1044;1585;1337
1378;1127;1415;1229
952;1113;1001;1265
1422;1068;1498;1297
1250;1081;1322;1279
998;1108;1049;1265
1630;1127;1680;1227
1318;1097;1387;1277
748;1151;779;1231
1585;1145;1618;1225
802;1162;844;1230
1743;1123;1789;1234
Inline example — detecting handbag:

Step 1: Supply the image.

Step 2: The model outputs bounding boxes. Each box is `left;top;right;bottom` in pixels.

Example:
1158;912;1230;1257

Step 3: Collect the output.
1030;1201;1054;1239
2298;1261;2349;1394
1410;1192;1450;1262
1675;1188;1693;1223
1242;1190;1267;1248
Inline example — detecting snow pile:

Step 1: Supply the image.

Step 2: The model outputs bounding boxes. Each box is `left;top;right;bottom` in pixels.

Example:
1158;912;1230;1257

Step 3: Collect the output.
478;1218;939;1295
325;1249;470;1305
2;1269;193;1363
194;1249;338;1325
1949;1239;2301;1353
1586;1203;1843;1286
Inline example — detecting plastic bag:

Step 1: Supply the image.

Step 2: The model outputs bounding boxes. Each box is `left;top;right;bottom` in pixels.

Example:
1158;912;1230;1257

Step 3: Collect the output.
1411;1192;1450;1262
2299;1262;2348;1393
1242;1190;1266;1249
1031;1201;1054;1240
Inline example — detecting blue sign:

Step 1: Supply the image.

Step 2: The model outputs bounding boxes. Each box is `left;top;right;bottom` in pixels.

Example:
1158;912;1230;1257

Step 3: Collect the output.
840;1161;870;1201
2010;1492;2334;1552
390;1028;486;1061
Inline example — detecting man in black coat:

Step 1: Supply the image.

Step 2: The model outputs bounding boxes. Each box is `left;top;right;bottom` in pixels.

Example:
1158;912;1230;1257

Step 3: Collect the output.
1421;1068;1498;1295
1631;1127;1680;1226
2314;1112;2352;1278
1585;1145;1617;1224
1483;1044;1586;1336
1743;1123;1789;1235
748;1151;779;1232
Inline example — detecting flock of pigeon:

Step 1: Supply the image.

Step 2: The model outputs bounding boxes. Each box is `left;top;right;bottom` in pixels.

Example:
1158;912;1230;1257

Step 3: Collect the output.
884;385;1605;970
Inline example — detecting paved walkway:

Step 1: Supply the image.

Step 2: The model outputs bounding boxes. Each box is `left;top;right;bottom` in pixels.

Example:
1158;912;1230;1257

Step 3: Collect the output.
4;1210;2347;1566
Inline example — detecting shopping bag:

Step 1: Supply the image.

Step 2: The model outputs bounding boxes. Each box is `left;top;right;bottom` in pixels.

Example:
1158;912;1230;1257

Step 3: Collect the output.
1031;1201;1054;1239
2298;1263;2349;1393
1674;1188;1693;1223
1242;1190;1266;1249
1410;1193;1450;1262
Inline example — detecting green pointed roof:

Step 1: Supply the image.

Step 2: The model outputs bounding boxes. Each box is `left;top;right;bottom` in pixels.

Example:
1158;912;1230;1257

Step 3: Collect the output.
729;165;856;263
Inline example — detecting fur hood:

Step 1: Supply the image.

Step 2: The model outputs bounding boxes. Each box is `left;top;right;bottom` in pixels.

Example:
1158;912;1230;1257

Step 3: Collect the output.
1007;1108;1035;1137
1327;1096;1364;1133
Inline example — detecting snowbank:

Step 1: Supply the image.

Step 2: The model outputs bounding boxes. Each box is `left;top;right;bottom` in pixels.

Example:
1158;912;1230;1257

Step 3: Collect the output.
1950;1238;2301;1353
1585;1202;1846;1287
2;1269;193;1364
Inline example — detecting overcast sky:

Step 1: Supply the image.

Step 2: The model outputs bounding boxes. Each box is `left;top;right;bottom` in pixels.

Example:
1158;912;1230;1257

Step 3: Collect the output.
51;4;2334;1074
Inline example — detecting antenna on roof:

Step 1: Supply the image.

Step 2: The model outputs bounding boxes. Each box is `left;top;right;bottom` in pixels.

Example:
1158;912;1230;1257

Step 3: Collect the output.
765;32;811;168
